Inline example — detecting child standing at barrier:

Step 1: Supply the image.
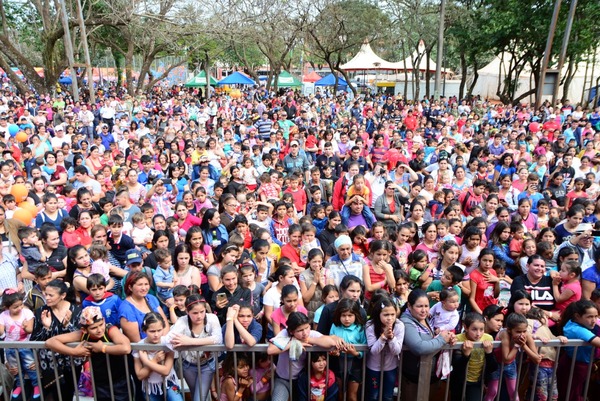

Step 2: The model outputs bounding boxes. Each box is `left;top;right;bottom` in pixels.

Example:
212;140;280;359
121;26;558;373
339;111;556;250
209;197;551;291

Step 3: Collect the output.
297;351;339;401
365;297;404;401
133;312;183;401
267;312;344;401
0;289;38;400
557;300;600;401
485;313;542;401
525;308;568;401
46;306;131;401
450;312;496;401
329;298;366;401
220;352;253;401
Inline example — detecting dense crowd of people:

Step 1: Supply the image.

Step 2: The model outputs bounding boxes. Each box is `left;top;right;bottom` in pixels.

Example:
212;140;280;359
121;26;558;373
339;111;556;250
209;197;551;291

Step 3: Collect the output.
0;84;599;401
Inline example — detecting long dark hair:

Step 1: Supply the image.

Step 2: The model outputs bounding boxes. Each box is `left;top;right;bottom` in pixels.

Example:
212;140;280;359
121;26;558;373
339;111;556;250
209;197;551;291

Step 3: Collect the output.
65;245;88;285
557;300;598;335
366;295;396;339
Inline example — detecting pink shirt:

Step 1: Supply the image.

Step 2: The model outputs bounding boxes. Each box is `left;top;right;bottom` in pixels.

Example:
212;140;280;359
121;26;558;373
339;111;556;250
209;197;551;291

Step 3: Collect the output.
556;280;582;313
271;306;308;331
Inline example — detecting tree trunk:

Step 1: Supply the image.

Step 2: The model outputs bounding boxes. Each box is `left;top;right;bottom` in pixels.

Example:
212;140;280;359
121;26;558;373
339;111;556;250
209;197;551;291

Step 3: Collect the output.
113;49;125;88
561;56;576;104
467;60;479;98
401;40;408;100
0;54;30;94
125;40;134;93
459;51;467;100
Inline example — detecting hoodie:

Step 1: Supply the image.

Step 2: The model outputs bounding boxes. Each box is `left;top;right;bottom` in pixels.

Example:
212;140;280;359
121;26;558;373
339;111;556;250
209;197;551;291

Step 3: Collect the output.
400;310;446;383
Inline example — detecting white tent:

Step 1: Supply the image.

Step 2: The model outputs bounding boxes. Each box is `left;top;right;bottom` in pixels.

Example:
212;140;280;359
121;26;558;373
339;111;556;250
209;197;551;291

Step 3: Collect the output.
341;40;397;71
470;50;600;103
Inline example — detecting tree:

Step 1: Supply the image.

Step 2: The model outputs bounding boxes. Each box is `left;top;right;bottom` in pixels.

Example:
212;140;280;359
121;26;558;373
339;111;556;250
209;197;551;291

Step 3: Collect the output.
383;0;440;99
90;0;207;94
445;0;495;99
304;0;392;96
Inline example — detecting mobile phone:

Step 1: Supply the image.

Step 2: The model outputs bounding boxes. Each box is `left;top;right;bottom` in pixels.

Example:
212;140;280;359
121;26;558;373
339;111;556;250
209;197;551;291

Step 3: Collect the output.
217;293;227;302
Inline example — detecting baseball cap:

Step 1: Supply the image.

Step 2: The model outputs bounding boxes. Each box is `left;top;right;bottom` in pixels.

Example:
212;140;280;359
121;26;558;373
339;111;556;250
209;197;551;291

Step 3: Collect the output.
289;140;299;147
125;249;143;265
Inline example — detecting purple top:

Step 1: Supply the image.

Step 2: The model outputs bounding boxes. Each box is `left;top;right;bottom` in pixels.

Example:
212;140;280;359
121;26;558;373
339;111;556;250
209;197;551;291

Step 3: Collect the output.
365;319;405;371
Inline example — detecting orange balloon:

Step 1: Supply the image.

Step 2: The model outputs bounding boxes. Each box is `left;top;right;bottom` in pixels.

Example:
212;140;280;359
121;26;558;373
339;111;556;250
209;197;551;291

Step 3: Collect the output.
10;184;28;203
18;201;37;218
12;208;33;225
15;131;28;143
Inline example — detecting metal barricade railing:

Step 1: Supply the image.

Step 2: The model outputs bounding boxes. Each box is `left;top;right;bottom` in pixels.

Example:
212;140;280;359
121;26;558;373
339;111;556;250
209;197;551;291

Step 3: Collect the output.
0;339;594;401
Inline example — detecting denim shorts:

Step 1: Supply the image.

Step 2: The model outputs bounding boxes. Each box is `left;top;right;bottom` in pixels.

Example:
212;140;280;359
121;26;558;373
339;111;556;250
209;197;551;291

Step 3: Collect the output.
488;359;517;380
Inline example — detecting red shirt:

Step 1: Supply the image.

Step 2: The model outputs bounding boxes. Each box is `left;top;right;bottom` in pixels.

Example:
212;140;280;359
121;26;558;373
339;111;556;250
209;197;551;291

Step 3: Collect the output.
284;187;307;214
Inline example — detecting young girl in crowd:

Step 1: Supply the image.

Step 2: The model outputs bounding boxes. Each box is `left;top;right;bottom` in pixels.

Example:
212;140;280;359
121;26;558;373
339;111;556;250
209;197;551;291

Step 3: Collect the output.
369;222;387;243
391;270;411;311
431;240;461;283
394;224;414;272
0;290;37;399
165;295;222;401
297;352;338;401
459;226;482;275
483;304;505;339
488;221;517;277
553;260;582;314
415;222;439;268
469;249;499;314
519;238;537;273
485;313;542;401
220;353;254;401
329;298;366;401
186;226;214;296
249;353;272;401
525;308;567;401
251;239;274;286
263;265;300;334
310;205;328;235
239;263;264;319
365;296;404;401
313;284;340;328
557;300;600;401
494;262;513;307
450;312;496;401
267;312;343;401
350;225;369;257
407;249;430;289
271;285;308;336
134;312;182;401
363;240;396;301
299;248;332;321
430;289;460;333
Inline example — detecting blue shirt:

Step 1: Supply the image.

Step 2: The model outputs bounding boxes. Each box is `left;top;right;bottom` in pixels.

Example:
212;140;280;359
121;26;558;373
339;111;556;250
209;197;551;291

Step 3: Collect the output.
563;320;597;363
221;319;262;345
153;265;175;300
329;323;367;358
118;295;161;339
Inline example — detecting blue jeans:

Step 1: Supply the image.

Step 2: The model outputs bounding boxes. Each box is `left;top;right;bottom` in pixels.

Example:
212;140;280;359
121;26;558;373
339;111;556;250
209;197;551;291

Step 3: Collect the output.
147;380;184;401
5;348;38;388
366;367;397;401
182;359;215;401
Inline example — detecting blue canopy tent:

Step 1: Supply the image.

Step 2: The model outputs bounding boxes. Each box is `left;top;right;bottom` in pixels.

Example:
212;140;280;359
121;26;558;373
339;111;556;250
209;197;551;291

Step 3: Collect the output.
314;73;348;89
218;72;256;86
58;76;72;85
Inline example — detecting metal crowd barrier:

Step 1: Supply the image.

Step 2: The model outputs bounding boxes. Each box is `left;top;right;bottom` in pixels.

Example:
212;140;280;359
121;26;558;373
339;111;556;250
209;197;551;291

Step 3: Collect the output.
0;340;594;401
